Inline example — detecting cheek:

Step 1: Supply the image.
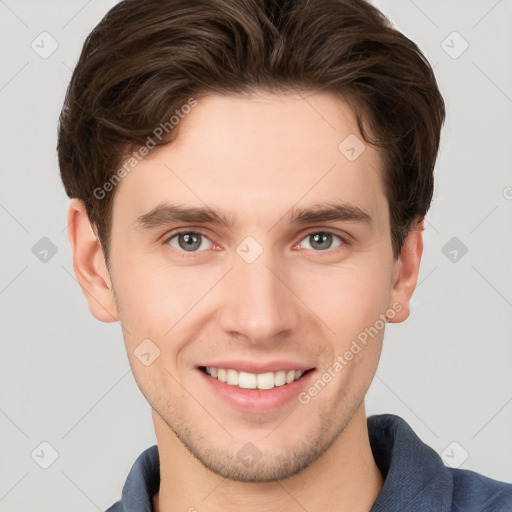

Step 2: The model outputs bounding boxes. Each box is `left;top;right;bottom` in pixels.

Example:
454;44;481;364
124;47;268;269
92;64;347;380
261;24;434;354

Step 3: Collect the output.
111;256;192;331
110;259;223;378
294;257;392;332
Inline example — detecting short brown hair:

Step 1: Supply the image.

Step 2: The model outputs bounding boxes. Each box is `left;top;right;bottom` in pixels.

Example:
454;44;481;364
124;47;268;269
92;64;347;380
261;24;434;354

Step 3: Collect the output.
58;0;445;266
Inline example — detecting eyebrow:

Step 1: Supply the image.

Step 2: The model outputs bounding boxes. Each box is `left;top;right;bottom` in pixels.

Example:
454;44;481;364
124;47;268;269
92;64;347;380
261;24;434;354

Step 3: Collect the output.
134;201;372;231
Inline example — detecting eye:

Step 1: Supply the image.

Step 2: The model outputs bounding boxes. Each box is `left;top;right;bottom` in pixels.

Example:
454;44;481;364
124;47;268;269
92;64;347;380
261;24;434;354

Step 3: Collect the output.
298;231;344;251
163;229;346;256
166;231;213;252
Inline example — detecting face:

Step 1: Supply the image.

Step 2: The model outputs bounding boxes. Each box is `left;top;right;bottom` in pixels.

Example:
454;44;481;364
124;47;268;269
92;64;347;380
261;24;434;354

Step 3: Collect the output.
72;91;419;482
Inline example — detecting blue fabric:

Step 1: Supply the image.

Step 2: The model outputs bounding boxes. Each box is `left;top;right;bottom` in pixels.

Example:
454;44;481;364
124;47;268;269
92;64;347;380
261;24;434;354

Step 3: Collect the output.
105;414;512;511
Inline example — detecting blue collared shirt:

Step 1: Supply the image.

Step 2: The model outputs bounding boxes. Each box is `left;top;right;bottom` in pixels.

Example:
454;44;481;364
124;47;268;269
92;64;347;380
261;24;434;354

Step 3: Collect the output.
106;414;512;511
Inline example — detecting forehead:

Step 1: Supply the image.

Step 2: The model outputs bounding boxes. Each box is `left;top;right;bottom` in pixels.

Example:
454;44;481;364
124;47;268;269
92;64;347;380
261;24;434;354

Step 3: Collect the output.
112;91;387;230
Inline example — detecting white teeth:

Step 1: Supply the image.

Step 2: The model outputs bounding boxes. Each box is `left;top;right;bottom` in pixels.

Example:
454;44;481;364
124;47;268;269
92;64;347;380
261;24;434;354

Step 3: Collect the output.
226;369;239;386
257;372;275;390
274;370;286;387
204;367;307;390
238;371;257;389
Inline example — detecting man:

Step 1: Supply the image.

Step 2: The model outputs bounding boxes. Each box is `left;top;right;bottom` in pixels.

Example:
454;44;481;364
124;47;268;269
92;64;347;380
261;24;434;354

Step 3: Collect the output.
57;0;512;510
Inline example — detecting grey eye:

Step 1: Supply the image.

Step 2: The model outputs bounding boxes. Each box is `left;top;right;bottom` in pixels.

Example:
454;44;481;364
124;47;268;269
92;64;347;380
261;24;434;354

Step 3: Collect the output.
301;232;343;251
168;232;212;252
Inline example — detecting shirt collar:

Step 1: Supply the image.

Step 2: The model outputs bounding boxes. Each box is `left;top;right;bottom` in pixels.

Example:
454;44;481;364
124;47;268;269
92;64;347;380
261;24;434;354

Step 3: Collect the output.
116;444;159;512
368;414;453;511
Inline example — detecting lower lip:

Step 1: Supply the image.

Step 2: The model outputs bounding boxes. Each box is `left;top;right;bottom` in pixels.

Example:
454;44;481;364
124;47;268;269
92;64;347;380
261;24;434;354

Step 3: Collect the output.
197;368;316;413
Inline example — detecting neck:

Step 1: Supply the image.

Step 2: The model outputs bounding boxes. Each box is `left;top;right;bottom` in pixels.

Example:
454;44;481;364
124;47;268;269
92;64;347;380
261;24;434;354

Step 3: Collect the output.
152;405;383;512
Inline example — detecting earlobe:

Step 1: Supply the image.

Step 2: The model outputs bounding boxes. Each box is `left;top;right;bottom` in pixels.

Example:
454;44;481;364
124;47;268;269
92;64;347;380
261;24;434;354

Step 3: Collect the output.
66;199;120;323
387;222;424;323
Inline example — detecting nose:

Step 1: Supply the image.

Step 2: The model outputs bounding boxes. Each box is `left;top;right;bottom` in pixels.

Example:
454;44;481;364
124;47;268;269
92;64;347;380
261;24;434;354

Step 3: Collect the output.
216;246;302;346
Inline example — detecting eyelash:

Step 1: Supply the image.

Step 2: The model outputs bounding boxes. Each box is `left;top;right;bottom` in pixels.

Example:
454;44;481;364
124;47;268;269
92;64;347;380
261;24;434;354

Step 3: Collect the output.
163;229;348;258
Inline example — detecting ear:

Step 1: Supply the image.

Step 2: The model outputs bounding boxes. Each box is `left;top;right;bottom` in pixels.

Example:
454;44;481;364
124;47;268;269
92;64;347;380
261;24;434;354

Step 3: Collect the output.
66;199;120;323
387;221;424;323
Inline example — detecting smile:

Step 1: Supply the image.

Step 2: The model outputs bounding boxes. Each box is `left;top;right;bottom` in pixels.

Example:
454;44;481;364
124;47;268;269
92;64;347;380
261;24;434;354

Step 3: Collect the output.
203;367;305;390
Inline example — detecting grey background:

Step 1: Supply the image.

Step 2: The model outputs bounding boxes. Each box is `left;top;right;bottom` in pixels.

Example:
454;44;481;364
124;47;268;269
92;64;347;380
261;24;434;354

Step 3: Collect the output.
1;0;511;510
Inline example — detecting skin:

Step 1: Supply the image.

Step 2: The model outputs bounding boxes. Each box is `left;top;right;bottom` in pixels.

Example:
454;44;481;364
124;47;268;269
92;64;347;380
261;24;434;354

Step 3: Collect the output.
67;91;423;512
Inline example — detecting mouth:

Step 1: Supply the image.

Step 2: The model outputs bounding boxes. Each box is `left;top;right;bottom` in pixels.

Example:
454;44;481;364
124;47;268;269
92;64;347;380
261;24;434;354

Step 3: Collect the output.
195;358;319;414
199;366;313;391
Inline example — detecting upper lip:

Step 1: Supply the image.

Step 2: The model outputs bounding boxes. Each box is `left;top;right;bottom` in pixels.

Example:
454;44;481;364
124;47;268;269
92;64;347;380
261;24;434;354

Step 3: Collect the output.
198;360;315;374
